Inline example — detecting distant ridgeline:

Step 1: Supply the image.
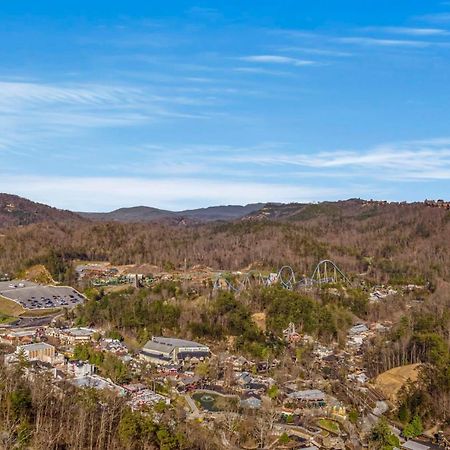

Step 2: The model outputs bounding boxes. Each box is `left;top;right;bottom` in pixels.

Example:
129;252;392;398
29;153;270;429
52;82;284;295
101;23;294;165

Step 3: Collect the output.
424;199;450;210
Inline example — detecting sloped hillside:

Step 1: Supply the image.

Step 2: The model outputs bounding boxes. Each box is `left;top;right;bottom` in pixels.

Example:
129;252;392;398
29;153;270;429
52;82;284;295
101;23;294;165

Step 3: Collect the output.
0;194;83;227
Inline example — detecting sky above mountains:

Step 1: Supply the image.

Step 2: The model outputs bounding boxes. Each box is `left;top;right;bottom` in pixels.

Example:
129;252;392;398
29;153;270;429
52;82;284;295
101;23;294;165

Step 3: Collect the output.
1;1;450;211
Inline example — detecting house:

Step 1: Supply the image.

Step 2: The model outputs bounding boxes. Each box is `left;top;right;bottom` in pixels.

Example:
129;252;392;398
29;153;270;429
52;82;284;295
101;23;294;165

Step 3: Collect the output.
240;396;261;409
236;371;253;387
286;389;326;408
141;336;210;365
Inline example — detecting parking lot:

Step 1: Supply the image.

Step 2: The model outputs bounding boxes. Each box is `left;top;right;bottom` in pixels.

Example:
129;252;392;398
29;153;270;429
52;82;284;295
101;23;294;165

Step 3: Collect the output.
0;281;85;310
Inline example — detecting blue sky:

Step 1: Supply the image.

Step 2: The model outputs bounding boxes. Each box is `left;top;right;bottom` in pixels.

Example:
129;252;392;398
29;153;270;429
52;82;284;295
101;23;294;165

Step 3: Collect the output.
1;0;450;211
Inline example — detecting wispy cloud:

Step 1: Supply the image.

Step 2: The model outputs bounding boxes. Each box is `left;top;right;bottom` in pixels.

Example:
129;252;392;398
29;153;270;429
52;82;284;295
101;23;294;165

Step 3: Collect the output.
238;55;317;66
337;37;431;47
97;138;450;184
278;47;353;57
207;138;450;181
0;79;218;155
363;26;450;36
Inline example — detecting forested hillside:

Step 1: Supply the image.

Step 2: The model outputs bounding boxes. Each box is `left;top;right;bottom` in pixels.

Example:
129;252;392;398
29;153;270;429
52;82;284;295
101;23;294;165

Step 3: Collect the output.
0;194;83;227
0;200;448;287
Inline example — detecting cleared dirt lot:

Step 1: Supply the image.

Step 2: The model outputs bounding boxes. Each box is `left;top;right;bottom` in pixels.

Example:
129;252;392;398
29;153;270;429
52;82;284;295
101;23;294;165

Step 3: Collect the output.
374;363;421;401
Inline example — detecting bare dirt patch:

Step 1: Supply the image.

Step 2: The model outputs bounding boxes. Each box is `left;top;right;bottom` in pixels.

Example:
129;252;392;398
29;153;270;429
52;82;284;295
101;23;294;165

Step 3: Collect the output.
374;363;421;401
251;312;266;332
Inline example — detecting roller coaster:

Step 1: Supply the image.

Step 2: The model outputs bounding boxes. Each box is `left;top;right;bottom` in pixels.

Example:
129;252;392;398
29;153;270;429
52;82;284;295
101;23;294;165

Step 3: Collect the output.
213;259;351;292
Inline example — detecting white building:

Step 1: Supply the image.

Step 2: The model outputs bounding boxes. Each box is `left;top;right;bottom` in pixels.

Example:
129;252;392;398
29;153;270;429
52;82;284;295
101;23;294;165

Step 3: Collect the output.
66;360;95;378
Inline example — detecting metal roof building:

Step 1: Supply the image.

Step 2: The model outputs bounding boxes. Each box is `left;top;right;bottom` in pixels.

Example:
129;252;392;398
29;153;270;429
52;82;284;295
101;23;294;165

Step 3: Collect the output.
287;389;326;402
402;441;430;450
141;336;210;365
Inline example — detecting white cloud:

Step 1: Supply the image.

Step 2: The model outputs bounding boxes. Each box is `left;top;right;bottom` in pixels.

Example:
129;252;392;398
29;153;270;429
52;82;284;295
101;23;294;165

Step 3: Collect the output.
239;55;317;66
0;175;346;211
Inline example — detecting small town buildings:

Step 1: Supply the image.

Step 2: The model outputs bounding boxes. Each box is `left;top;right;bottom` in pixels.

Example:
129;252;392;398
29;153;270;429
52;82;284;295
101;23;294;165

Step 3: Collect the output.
0;329;36;345
98;338;128;355
141;336;210;365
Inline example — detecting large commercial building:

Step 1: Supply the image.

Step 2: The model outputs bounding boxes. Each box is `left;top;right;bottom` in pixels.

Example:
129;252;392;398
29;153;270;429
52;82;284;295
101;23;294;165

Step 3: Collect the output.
16;342;56;364
141;336;210;365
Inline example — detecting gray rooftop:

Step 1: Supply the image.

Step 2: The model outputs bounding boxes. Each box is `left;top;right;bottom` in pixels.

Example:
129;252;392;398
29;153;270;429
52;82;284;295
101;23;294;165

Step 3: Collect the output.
18;342;54;351
72;376;111;390
143;340;173;355
153;336;209;348
288;389;325;401
143;336;209;355
67;327;95;336
241;396;261;409
402;441;430;450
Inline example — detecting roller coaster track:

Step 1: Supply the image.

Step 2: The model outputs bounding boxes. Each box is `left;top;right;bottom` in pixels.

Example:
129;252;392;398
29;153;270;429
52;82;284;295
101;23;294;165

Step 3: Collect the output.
213;260;350;292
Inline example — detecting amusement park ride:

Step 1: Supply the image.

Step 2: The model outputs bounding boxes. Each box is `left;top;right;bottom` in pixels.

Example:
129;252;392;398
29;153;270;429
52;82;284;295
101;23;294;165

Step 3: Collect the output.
213;259;351;292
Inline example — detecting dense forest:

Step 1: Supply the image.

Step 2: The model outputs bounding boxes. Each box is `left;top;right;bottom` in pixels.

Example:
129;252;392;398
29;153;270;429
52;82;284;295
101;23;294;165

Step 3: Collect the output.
0;200;449;287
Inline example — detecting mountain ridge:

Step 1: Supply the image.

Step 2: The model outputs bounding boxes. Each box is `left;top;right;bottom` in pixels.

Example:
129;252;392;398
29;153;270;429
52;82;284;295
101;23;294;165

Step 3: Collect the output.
78;203;265;223
0;193;442;228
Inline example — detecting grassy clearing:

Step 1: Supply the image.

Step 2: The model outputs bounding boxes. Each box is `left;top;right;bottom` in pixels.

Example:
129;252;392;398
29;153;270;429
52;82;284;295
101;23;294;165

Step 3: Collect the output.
0;296;61;318
20;307;62;318
317;418;340;435
0;315;18;325
0;295;26;316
